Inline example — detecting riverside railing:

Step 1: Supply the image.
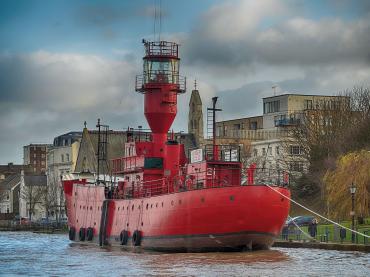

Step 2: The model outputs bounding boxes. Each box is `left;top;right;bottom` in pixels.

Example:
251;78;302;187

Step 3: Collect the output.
280;219;370;245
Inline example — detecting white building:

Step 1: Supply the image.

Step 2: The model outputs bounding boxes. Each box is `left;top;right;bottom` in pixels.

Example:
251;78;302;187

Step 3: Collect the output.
0;175;20;214
19;172;47;221
46;132;81;220
217;93;348;182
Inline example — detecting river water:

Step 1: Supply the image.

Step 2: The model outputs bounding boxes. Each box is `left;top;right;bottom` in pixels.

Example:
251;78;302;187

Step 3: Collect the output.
0;232;369;276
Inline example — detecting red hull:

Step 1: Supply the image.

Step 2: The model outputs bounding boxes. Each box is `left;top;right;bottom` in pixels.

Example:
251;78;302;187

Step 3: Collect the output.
65;182;290;252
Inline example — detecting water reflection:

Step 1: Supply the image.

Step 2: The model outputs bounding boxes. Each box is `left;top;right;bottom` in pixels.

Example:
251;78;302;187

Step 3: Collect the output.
0;232;369;277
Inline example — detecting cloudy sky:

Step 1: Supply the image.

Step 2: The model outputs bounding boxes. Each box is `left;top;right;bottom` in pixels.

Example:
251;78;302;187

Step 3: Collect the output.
1;0;370;164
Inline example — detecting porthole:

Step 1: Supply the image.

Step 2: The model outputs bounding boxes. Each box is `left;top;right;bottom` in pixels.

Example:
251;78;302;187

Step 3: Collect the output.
94;222;96;225
141;222;143;226
146;203;149;210
90;206;92;210
127;223;129;227
122;206;125;210
118;207;120;211
74;203;75;207
76;219;78;223
156;203;158;208
132;204;134;211
162;202;164;207
80;205;81;209
151;204;153;208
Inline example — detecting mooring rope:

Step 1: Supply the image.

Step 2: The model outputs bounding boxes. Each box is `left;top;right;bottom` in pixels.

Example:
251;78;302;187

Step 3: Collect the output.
265;184;370;239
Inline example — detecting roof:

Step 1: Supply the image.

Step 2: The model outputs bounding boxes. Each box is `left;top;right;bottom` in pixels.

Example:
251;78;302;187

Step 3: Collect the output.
0;163;24;175
24;175;47;186
263;93;350;100
0;174;20;191
216;115;263;124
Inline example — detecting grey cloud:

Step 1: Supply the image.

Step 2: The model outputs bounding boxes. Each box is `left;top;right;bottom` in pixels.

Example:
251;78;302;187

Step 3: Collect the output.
76;4;131;26
0;51;148;163
183;1;370;70
76;3;168;26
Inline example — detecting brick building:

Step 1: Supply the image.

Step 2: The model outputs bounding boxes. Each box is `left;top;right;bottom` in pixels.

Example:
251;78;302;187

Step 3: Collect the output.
23;144;51;174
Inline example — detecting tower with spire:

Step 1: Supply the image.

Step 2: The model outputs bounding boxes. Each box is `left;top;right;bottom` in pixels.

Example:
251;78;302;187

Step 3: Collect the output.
188;80;204;146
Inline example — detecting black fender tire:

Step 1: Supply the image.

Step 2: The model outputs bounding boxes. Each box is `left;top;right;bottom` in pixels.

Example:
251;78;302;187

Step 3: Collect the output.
79;227;86;241
86;227;94;241
132;230;142;246
120;230;129;245
69;227;76;240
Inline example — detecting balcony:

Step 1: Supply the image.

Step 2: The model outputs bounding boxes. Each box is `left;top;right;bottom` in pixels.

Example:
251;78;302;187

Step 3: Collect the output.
217;129;288;140
144;41;179;57
135;71;186;93
274;118;301;127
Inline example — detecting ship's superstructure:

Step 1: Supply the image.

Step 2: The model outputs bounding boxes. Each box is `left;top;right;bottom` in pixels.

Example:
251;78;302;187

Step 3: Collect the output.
63;41;290;252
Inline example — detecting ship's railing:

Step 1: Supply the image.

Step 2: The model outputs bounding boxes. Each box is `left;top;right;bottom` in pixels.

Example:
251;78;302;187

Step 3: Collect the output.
136;71;186;93
109;167;289;200
144;41;179;57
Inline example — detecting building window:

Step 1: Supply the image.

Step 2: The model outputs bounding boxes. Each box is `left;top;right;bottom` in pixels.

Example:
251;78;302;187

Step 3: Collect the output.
263;100;280;114
268;147;272;155
223;125;227;136
61;154;64;162
276;146;280;155
253;149;258;157
290;162;304;172
304;99;313;110
6;192;9;200
262;148;266;156
290;145;303;155
66;154;70;162
250;121;257;130
41;161;45;166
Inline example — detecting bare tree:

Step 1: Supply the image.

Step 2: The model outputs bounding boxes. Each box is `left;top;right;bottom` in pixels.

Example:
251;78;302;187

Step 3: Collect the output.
24;185;46;221
286;87;370;209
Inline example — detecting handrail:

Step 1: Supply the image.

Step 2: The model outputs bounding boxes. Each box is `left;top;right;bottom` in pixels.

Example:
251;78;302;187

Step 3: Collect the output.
109;167;289;200
136;72;186;93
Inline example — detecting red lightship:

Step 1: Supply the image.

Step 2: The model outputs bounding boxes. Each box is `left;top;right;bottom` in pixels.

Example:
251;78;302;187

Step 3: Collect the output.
63;41;290;252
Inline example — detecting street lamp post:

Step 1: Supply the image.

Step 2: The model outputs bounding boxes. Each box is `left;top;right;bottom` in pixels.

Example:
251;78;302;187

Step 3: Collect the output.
349;182;356;243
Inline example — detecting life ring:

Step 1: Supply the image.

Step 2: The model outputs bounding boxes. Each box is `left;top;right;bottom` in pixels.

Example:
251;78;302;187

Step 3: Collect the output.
86;227;94;241
132;230;142;246
79;227;86;241
68;227;76;240
120;230;129;245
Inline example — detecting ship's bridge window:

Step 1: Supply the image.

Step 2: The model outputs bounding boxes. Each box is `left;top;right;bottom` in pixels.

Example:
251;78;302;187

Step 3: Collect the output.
144;157;163;169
